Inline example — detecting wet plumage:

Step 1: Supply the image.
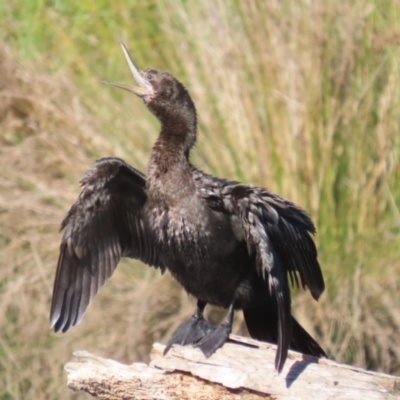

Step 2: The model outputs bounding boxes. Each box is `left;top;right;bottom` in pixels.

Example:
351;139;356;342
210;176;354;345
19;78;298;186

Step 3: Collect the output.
50;43;326;372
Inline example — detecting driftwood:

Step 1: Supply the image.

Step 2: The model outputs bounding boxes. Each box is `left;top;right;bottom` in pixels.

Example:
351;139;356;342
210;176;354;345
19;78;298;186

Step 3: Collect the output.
65;334;400;399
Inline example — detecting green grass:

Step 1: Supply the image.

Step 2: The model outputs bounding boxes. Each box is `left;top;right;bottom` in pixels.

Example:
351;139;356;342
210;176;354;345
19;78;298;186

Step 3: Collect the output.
1;0;400;398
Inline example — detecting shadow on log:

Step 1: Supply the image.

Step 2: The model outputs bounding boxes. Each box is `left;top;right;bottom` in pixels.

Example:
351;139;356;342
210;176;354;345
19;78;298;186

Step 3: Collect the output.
65;334;400;399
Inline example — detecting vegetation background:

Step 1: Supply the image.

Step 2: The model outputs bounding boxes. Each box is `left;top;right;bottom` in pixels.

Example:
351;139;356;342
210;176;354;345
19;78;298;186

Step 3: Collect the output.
0;0;399;398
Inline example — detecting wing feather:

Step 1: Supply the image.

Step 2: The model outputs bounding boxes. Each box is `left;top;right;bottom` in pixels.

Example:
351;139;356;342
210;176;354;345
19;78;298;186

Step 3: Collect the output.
196;173;324;372
50;157;162;332
245;207;292;372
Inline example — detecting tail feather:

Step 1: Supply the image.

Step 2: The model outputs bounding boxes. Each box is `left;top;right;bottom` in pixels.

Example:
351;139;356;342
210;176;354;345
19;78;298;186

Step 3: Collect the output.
290;317;327;358
243;304;326;359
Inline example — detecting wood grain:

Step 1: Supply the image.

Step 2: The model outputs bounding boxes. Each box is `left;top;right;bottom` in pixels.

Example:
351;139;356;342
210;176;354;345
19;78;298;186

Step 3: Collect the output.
65;335;400;399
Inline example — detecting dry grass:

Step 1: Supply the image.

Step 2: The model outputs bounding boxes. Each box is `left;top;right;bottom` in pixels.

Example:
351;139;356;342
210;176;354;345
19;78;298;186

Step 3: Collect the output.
0;1;400;398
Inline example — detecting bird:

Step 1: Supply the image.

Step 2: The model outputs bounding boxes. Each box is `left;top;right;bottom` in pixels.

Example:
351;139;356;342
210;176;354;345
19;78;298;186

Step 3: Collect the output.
49;43;327;373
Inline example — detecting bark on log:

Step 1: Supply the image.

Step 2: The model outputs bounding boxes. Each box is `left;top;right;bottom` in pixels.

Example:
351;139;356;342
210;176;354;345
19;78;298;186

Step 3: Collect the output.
65;334;400;399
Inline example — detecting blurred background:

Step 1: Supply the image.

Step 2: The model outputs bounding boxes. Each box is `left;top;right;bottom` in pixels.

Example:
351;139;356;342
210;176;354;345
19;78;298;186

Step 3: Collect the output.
1;0;400;398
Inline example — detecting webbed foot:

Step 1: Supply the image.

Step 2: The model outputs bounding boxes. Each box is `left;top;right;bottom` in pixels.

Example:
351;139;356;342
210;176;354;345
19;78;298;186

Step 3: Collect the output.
194;323;231;357
164;300;214;355
164;316;215;355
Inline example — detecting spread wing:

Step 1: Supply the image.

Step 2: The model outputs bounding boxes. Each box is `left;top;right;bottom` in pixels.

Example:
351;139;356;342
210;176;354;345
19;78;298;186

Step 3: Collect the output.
229;186;325;298
197;173;324;372
231;185;324;372
50;157;162;333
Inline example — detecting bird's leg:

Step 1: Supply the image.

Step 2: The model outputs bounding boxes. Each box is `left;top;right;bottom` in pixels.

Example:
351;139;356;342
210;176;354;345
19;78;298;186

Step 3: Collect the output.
195;302;235;357
164;300;214;355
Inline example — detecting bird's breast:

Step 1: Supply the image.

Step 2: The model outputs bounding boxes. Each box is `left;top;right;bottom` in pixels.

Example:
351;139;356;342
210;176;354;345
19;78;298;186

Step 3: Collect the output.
144;196;250;306
145;195;229;254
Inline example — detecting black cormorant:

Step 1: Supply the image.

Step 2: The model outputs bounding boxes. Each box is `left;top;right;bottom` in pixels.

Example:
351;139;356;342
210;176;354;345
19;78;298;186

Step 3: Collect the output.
50;43;326;372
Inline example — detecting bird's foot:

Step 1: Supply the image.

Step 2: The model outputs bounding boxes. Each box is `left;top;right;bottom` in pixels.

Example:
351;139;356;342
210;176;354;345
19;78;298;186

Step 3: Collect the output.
194;322;231;357
164;316;215;355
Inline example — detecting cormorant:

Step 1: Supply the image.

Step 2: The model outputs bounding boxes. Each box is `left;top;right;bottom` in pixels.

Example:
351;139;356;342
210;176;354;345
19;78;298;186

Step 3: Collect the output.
50;43;326;372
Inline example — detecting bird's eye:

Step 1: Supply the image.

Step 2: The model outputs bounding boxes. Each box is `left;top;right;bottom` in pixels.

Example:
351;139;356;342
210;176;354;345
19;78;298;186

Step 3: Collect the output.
146;73;154;80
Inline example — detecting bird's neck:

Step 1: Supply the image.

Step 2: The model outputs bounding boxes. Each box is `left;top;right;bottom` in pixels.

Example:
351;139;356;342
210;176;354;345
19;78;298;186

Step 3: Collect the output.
147;120;197;190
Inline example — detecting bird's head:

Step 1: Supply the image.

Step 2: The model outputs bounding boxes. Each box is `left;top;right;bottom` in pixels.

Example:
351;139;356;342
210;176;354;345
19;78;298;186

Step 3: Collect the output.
104;43;196;129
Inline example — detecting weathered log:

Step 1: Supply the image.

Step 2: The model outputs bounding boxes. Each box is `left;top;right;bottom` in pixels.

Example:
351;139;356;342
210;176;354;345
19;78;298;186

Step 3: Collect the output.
65;334;400;399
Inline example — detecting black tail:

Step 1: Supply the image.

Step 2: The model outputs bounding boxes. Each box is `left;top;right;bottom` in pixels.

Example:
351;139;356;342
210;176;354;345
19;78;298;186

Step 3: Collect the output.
243;303;327;359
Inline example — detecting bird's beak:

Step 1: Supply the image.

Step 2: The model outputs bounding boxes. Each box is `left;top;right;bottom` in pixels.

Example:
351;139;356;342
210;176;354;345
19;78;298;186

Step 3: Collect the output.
103;43;154;98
